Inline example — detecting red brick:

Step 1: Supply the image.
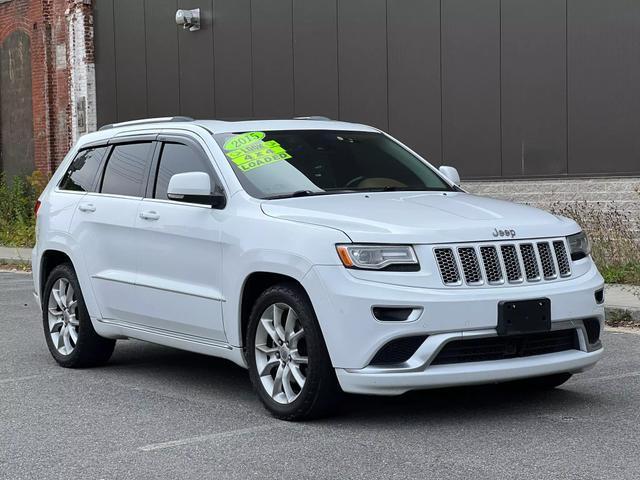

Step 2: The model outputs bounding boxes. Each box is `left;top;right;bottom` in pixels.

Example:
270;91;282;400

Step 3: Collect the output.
0;0;92;175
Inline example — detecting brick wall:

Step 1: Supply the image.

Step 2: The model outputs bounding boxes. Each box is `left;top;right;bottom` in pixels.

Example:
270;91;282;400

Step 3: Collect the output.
0;0;92;176
463;177;640;238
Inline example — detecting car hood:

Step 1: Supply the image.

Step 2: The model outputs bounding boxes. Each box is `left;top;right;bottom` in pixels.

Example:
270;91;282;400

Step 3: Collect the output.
260;191;579;244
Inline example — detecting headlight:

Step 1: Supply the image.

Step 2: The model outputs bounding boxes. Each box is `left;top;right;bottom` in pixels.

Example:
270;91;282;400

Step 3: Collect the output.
336;244;419;270
567;231;591;261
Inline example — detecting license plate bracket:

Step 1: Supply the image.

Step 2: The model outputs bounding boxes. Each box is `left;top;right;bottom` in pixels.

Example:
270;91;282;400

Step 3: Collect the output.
497;298;551;336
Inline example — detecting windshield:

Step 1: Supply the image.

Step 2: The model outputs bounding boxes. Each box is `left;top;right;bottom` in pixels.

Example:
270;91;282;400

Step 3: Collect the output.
213;130;453;199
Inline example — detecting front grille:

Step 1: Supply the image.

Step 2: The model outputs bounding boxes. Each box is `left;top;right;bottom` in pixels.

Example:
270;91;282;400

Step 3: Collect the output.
433;239;572;287
431;329;579;365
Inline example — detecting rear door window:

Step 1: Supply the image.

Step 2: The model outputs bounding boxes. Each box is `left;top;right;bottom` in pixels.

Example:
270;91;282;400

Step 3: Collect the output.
59;147;108;192
101;142;154;197
153;142;212;200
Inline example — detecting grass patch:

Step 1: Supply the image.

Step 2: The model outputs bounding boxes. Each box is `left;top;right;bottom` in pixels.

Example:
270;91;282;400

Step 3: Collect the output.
600;263;640;285
0;172;47;248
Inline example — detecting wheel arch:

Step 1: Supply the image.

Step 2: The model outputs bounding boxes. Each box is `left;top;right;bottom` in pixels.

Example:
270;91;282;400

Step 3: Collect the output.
238;271;308;350
39;249;74;299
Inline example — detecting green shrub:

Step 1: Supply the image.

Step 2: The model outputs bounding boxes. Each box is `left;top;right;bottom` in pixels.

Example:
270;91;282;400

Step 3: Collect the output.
549;201;640;285
0;171;47;248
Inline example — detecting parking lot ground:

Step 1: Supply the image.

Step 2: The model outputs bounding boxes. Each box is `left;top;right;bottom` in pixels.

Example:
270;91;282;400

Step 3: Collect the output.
2;271;640;480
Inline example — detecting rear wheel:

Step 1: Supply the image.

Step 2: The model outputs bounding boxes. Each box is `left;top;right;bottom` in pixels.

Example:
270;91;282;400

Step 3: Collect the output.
43;263;115;368
502;372;573;391
246;283;341;420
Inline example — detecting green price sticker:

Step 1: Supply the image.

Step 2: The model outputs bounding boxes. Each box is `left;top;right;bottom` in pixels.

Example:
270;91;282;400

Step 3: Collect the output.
223;131;265;151
223;132;292;172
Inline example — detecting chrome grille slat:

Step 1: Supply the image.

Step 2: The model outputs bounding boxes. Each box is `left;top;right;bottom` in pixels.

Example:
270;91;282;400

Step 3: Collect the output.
553;240;571;277
457;247;483;285
500;245;523;283
434;248;461;285
537;242;557;279
480;246;503;284
434;238;572;287
519;244;540;281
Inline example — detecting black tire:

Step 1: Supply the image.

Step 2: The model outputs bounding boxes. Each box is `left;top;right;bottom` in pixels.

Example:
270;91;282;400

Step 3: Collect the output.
42;263;115;368
501;372;573;391
246;282;342;421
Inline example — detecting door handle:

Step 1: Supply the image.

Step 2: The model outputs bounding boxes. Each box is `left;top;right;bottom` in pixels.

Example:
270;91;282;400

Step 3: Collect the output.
78;203;96;213
139;210;160;221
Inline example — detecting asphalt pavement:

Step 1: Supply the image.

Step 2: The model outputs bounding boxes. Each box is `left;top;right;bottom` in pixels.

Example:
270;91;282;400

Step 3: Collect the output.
2;271;639;479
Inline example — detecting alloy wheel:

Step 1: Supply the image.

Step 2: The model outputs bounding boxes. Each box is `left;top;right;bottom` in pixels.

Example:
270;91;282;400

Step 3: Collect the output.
47;278;79;355
254;302;308;404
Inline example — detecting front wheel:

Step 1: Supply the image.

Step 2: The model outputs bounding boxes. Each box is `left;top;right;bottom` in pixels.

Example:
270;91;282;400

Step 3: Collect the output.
246;283;341;420
42;263;116;368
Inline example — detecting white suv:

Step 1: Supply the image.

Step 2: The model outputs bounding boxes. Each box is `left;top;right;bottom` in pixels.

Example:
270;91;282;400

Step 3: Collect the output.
32;117;604;420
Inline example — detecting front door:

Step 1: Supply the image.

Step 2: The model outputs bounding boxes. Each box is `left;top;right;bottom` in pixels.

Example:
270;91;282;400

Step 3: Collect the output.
131;138;226;341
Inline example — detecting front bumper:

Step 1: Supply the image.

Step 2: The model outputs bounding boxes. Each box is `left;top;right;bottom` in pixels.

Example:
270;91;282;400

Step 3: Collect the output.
336;346;603;395
302;261;605;394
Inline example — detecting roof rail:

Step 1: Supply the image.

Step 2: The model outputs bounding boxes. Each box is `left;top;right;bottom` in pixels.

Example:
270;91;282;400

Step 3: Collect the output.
293;116;332;121
99;116;194;131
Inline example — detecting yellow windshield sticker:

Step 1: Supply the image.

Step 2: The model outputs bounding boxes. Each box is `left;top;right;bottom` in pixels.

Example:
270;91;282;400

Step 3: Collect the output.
223;133;291;172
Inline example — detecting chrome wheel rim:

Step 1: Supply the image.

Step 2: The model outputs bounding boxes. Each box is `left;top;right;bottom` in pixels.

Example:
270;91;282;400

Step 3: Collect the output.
254;302;308;404
47;278;79;355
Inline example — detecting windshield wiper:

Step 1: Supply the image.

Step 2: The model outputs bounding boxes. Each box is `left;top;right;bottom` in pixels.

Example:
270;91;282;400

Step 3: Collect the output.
264;190;321;200
264;189;358;200
354;186;450;193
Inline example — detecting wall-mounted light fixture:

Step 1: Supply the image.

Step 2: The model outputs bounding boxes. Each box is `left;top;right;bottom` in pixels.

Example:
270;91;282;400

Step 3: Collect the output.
176;8;201;32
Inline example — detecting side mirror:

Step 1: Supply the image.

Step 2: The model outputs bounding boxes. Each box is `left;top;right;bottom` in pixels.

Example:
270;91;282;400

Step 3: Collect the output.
167;172;226;209
439;166;460;186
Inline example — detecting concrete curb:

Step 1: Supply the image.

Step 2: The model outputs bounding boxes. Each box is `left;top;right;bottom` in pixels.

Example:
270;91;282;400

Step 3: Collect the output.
0;246;32;264
0;258;31;267
604;284;640;327
605;307;640;326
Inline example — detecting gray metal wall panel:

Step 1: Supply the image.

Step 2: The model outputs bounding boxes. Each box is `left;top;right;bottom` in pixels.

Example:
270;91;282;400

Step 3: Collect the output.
177;0;215;118
337;0;388;130
441;0;501;177
568;0;640;175
93;0;640;178
145;0;180;117
251;0;294;118
501;0;567;176
387;0;441;164
113;0;147;121
292;0;339;119
214;0;253;119
94;0;117;127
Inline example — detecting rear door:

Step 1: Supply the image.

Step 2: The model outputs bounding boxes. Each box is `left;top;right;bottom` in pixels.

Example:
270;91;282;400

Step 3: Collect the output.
50;145;109;236
131;134;226;341
69;138;156;322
